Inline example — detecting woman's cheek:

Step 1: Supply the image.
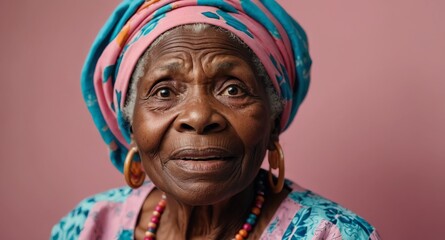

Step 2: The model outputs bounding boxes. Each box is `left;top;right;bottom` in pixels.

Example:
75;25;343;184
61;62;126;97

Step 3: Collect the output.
133;110;175;155
236;105;271;146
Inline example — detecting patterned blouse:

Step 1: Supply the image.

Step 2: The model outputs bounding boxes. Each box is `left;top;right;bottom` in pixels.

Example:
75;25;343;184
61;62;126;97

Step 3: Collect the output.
51;179;380;239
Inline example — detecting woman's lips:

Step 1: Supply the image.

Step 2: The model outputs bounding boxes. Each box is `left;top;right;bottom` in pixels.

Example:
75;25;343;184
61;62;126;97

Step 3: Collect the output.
172;160;232;172
168;147;237;173
169;147;235;161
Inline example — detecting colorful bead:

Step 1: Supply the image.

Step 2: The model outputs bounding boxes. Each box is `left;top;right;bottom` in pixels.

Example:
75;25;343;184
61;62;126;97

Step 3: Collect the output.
243;223;252;231
155;205;165;213
235;234;244;240
251;206;261;215
151;216;160;224
239;229;248;237
148;223;156;229
247;217;256;225
158;200;166;207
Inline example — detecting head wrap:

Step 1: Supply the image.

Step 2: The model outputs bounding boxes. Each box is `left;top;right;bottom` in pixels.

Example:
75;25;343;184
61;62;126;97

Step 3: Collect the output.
81;0;311;172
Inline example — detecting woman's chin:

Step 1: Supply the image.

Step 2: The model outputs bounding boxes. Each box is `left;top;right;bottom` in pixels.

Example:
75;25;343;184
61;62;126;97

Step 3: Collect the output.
159;161;245;205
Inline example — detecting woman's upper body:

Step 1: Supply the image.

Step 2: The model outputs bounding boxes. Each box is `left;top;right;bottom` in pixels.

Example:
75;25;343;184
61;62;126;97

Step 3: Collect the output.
54;0;380;239
51;173;380;240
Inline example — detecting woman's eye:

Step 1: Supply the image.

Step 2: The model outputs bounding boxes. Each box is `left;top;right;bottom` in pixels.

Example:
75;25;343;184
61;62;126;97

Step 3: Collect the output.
154;87;172;98
222;85;245;97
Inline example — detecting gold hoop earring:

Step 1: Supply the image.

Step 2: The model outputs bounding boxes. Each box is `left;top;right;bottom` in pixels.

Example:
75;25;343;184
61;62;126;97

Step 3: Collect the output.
268;141;285;193
124;147;145;189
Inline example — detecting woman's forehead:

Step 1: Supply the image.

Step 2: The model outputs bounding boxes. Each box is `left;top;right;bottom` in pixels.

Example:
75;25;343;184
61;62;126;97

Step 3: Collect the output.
146;26;254;65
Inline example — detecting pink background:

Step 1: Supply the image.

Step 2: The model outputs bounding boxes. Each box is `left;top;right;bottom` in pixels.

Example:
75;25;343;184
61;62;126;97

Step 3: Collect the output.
1;0;444;239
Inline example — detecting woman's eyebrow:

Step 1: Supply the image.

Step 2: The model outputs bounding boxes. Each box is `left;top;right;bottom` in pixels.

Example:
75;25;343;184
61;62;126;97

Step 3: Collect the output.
215;62;235;72
156;62;182;73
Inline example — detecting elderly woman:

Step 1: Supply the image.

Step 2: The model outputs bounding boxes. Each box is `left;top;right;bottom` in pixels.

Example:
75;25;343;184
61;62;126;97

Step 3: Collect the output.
52;0;380;239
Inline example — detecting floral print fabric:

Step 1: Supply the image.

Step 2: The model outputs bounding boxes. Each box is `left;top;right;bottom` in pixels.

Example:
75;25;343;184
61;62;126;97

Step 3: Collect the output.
51;180;380;240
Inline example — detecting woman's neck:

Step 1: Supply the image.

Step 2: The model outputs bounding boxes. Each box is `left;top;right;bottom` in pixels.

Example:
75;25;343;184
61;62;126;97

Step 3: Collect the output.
156;183;255;239
134;173;290;240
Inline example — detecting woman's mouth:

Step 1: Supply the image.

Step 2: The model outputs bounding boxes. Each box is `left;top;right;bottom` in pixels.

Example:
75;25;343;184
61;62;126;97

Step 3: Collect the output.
169;147;235;161
172;160;232;172
168;147;237;173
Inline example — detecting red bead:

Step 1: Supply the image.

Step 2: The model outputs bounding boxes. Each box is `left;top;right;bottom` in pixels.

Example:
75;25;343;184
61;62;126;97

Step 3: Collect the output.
144;237;154;240
243;223;252;231
151;216;160;224
155;205;165;213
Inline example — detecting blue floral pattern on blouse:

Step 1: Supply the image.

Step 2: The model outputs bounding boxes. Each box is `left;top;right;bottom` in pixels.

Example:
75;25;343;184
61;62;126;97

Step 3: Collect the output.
284;190;375;239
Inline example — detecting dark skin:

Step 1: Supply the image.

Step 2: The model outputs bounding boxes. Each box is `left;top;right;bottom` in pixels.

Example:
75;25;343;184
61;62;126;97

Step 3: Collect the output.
131;27;288;240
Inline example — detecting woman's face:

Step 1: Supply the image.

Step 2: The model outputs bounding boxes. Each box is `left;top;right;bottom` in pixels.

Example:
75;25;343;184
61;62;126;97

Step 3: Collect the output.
132;27;276;205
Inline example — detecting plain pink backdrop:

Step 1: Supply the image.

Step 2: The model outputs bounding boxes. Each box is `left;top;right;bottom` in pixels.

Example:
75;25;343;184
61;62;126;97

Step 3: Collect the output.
1;0;444;239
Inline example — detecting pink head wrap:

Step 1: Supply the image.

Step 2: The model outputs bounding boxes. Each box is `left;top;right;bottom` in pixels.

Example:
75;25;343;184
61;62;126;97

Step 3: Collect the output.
82;0;311;171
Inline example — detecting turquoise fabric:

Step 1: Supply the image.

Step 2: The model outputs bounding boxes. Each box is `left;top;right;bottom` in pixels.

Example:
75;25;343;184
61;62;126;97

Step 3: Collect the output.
81;0;145;172
50;187;132;240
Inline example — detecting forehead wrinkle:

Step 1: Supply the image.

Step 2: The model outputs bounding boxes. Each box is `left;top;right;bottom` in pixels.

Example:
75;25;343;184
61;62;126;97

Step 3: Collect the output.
208;60;237;76
148;49;193;76
200;50;253;79
157;32;244;52
157;62;181;72
149;28;254;81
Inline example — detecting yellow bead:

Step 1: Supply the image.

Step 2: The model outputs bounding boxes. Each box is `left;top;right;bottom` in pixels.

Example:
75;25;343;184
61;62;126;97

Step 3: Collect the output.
148;222;157;228
145;231;155;237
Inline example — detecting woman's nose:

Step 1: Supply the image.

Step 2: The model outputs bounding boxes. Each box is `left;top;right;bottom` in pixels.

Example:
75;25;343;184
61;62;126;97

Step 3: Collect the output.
174;99;227;134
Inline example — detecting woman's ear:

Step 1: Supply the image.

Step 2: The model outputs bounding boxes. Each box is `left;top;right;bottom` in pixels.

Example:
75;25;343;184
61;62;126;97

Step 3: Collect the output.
267;117;281;151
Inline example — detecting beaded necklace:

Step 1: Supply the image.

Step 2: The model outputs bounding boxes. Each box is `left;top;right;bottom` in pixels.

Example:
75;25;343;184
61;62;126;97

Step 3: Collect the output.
143;175;266;240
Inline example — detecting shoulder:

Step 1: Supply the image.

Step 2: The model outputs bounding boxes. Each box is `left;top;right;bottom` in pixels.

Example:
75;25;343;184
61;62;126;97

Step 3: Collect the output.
264;180;381;240
50;182;153;240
